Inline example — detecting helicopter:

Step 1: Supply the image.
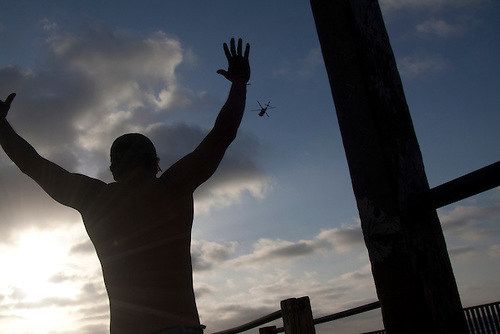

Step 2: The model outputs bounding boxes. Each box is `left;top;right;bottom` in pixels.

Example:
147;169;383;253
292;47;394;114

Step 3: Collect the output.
252;101;275;117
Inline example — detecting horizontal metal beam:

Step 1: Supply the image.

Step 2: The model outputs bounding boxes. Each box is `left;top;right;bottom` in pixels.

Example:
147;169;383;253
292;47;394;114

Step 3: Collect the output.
271;301;381;333
313;301;381;326
211;310;282;334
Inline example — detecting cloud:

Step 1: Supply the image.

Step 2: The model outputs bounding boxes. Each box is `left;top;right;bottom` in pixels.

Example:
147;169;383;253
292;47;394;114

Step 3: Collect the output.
489;244;500;258
380;0;486;12
1;23;195;160
397;55;449;78
69;240;95;255
47;272;79;284
41;18;58;32
196;266;377;333
273;47;323;79
228;225;363;267
439;202;500;241
191;240;237;272
1;275;108;333
194;164;271;215
335;265;373;283
247;272;354;306
190;223;368;331
0;167;83;242
194;282;217;299
416;18;465;38
12;296;80;309
64;324;109;334
2;27;184;176
297;48;324;79
191;223;364;272
192;198;500;332
140;122;272;215
448;246;478;259
45;24;192;154
6;286;28;301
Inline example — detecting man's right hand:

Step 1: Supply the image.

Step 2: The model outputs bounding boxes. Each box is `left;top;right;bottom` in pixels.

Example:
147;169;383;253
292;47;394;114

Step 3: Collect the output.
0;93;16;119
217;38;250;83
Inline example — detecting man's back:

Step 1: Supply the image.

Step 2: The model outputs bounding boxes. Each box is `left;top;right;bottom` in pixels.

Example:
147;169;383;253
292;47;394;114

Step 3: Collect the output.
0;37;250;334
82;178;200;333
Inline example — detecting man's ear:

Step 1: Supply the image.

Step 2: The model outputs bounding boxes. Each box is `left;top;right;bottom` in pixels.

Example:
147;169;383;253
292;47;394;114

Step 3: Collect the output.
156;157;162;174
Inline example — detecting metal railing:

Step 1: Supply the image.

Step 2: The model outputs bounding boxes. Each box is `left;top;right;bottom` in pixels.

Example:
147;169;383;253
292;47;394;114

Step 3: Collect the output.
465;301;500;334
363;301;500;334
212;297;381;334
212;310;283;334
212;299;500;334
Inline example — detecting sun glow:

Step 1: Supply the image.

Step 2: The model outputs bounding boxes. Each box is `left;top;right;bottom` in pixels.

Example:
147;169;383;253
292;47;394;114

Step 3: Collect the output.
0;227;89;333
0;229;80;301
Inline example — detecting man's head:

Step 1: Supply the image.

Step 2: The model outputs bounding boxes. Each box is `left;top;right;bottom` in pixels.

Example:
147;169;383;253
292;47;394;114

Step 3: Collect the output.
110;133;160;182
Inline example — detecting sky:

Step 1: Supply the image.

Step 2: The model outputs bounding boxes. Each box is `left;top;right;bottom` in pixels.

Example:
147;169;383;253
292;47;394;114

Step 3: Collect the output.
0;0;499;333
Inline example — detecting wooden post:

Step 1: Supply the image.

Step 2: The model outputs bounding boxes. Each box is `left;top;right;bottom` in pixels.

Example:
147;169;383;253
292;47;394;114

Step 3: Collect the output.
281;297;316;334
259;326;276;334
309;0;468;333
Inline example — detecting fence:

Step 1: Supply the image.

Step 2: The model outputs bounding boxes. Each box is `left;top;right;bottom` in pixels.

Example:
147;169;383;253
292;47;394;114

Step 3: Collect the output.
212;299;500;334
212;296;379;334
365;301;500;334
464;301;500;334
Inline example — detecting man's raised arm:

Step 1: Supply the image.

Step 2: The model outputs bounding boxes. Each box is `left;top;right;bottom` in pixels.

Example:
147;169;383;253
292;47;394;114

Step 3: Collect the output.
213;38;250;141
163;38;250;190
0;93;105;211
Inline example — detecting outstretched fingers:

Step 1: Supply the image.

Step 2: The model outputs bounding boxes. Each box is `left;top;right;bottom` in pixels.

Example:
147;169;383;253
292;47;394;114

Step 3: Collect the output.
230;38;236;57
223;38;250;59
223;42;231;61
237;38;242;56
4;93;16;105
244;42;250;59
8;93;16;106
1;93;16;118
217;38;250;82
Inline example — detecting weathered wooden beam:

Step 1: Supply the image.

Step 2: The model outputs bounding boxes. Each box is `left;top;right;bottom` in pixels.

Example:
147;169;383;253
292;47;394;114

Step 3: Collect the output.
427;161;500;209
281;297;316;334
309;0;468;333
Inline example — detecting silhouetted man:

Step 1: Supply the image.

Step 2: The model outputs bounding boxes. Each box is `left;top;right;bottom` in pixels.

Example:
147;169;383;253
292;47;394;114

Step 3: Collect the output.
0;38;250;334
